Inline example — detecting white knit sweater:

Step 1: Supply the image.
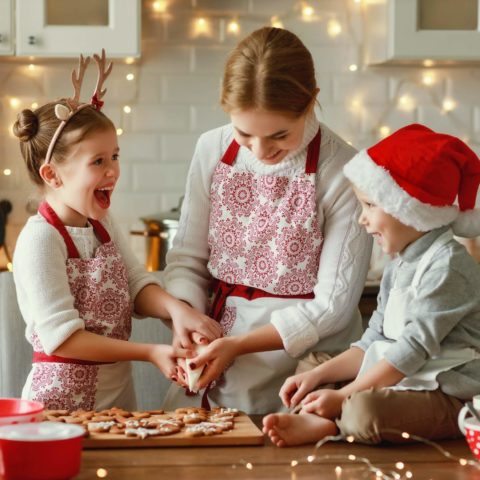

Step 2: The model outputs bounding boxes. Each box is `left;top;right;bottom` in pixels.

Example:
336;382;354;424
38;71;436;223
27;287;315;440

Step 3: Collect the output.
13;212;158;355
164;115;373;357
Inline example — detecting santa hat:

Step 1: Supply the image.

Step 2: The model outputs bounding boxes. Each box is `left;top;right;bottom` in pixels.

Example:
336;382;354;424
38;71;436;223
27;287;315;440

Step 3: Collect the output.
343;124;480;238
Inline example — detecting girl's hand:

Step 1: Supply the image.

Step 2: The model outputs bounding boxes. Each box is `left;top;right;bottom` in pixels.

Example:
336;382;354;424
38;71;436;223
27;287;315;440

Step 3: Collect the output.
148;343;194;382
300;389;346;420
187;337;239;390
172;332;207;388
170;301;223;348
279;370;323;409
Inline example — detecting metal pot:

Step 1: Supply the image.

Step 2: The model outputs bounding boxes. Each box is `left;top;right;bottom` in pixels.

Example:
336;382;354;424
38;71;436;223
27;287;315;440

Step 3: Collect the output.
130;197;182;271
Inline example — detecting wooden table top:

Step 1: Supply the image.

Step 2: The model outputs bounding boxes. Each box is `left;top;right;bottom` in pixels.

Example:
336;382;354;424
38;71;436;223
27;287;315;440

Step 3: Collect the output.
77;416;479;480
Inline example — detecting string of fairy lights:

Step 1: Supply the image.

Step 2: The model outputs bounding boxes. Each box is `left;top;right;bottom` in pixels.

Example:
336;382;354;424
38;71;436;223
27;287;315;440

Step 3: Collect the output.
91;428;480;479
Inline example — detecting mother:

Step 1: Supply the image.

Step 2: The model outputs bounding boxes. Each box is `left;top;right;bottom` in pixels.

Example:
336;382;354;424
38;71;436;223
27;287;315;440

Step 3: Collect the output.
163;27;372;413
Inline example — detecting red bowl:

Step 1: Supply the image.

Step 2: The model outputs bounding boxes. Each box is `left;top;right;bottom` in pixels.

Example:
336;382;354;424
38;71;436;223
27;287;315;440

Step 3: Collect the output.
463;418;480;460
0;398;44;426
0;422;84;480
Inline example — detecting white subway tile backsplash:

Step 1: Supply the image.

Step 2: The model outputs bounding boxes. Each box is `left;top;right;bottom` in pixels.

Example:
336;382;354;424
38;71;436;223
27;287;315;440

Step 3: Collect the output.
162;75;222;104
332;73;389;105
131;105;190;132
160;133;199;162
133;162;190;191
119;133;161;161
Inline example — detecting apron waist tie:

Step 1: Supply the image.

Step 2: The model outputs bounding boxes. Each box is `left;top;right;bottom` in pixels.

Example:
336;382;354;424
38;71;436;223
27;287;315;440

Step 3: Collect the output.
200;280;315;409
33;351;114;365
210;279;315;321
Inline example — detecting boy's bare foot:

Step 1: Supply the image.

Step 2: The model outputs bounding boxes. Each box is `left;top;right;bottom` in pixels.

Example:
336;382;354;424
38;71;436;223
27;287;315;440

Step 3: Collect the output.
262;412;338;447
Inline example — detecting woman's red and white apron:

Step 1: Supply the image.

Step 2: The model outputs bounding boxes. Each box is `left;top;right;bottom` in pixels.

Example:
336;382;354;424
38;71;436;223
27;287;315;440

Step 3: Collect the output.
164;128;324;413
22;202;136;411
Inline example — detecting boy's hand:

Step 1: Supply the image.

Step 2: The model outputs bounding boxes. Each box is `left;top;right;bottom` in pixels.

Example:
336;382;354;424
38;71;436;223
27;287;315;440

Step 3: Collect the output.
279;369;323;409
300;389;346;419
170;301;222;348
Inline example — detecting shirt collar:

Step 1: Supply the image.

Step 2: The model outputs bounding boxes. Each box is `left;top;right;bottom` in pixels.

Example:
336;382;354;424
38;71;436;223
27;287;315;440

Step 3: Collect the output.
398;225;451;263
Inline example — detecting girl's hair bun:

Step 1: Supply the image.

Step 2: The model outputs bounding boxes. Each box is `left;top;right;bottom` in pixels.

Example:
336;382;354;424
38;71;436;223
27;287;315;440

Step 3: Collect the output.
13;109;39;142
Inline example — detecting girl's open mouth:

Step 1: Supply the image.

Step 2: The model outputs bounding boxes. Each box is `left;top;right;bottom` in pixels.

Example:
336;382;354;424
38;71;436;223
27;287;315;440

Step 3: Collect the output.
94;187;113;209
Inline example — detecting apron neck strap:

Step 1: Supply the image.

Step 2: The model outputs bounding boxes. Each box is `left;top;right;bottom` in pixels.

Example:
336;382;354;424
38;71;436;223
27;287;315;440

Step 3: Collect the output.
38;201;111;259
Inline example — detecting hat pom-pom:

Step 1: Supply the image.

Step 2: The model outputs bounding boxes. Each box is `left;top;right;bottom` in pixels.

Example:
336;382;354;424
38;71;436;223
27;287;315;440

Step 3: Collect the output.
452;209;480;238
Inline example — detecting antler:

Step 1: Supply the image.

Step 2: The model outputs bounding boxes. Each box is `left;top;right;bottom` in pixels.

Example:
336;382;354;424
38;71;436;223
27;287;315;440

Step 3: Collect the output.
68;54;91;110
92;48;113;105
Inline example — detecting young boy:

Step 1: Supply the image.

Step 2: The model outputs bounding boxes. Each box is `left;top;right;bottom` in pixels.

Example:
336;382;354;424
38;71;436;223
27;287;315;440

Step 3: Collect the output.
263;123;480;446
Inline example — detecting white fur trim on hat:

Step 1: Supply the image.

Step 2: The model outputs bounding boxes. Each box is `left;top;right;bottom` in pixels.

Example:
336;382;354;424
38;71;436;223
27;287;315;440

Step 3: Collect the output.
344;149;458;232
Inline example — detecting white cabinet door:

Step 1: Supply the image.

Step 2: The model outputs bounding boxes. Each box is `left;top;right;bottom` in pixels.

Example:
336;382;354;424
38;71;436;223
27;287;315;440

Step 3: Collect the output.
15;0;140;58
0;0;14;55
366;0;480;65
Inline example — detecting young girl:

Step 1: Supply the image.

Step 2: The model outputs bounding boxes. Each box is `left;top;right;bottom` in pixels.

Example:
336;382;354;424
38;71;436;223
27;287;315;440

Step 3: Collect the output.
162;27;372;413
12;51;222;411
263;123;480;445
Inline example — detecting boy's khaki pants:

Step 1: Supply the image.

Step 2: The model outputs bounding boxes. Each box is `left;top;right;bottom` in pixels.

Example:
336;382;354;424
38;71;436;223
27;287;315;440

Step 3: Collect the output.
296;353;464;444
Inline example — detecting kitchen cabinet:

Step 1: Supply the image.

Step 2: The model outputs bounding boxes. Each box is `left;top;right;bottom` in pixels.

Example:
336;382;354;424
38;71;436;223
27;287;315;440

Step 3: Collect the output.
365;0;480;65
1;0;140;57
0;0;14;55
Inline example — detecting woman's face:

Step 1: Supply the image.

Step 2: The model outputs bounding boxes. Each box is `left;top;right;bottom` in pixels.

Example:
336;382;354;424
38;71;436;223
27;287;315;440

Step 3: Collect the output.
230;109;306;165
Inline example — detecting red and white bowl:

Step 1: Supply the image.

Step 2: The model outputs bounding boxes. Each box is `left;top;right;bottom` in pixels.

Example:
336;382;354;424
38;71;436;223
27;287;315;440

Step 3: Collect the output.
0;398;44;426
0;422;85;480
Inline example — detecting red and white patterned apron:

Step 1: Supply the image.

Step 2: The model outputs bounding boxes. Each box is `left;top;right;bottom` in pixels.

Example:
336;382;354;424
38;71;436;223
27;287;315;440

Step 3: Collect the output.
164;128;324;413
22;202;136;411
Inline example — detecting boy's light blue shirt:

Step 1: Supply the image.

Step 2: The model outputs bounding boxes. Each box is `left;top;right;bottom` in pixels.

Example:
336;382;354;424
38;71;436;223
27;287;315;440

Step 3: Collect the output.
353;226;480;400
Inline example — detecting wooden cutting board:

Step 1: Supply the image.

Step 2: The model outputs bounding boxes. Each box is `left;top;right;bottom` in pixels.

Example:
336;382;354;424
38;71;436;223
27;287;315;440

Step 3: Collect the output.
83;412;264;448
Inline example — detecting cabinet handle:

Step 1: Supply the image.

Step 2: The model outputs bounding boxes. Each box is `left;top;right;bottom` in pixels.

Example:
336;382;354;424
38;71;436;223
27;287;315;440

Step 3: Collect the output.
28;35;36;45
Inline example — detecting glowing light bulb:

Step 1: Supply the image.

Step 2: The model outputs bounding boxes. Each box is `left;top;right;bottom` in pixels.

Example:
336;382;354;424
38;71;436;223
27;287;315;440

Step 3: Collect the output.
152;0;167;13
125;57;135;65
31;102;38;109
96;468;108;478
422;72;435;86
227;20;240;34
302;5;314;20
459;458;468;466
327;19;342;37
7;262;13;272
348;454;356;460
395;462;405;469
28;64;36;71
126;73;135;81
246;462;253;470
379;125;391;137
346;435;354;443
123;105;132;114
116;128;124;136
349;64;358;72
271;16;284;28
405;471;413;479
401;432;410;439
398;94;416;111
9;98;20;109
290;460;298;467
442;98;456;112
307;455;315;462
3;169;12;176
423;59;434;67
193;17;211;37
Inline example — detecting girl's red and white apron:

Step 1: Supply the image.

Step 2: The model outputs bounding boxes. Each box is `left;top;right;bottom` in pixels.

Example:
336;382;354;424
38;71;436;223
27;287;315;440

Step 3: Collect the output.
164;128;324;413
22;202;136;411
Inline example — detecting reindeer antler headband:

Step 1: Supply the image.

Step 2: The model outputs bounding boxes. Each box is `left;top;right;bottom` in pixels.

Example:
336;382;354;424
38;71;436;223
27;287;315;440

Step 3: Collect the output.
44;49;113;164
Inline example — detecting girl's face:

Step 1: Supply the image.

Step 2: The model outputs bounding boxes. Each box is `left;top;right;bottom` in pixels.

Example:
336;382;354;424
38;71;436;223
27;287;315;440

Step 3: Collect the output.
354;186;424;255
230;109;306;165
49;127;120;227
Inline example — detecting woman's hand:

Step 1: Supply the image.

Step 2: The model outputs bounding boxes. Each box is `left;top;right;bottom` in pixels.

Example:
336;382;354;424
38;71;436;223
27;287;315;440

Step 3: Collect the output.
300;388;346;420
187;336;240;390
148;343;194;382
169;301;223;348
279;369;324;409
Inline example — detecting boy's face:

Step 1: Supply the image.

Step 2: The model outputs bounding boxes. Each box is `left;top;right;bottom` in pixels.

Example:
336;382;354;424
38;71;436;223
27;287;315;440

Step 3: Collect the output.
353;186;424;255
